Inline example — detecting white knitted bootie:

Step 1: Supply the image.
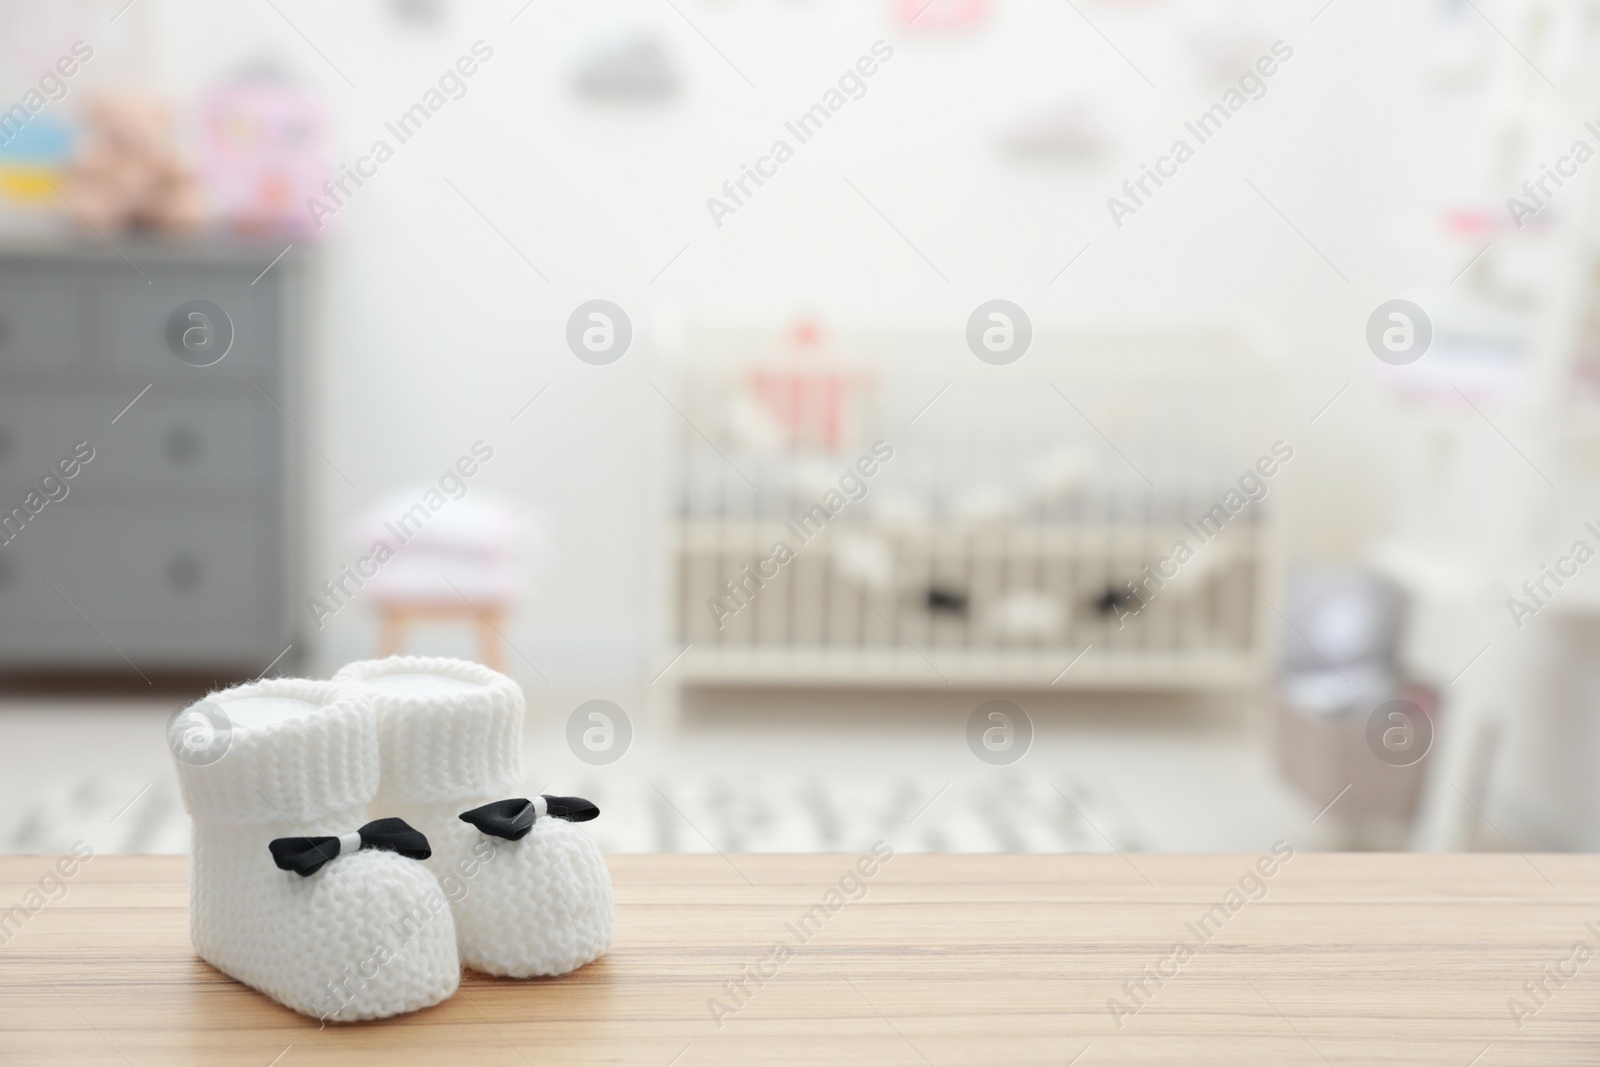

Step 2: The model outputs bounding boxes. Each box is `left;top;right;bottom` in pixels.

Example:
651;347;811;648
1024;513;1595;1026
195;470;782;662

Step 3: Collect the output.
333;656;615;978
168;678;460;1021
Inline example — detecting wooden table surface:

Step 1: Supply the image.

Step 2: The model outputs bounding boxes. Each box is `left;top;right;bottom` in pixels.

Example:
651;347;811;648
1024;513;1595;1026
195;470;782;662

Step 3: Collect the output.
2;852;1598;1065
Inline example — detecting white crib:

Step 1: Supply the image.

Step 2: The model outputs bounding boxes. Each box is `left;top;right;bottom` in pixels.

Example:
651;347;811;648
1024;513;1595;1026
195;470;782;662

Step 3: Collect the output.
655;325;1286;694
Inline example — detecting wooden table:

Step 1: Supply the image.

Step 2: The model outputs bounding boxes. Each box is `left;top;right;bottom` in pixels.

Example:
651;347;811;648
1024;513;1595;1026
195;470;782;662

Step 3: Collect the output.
2;853;1597;1065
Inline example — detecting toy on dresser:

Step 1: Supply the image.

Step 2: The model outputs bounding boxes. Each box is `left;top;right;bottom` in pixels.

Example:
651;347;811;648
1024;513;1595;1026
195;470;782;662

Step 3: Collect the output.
68;92;206;233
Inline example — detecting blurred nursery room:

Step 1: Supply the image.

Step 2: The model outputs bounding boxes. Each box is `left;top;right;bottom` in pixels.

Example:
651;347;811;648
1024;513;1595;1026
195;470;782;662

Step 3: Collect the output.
3;0;1599;869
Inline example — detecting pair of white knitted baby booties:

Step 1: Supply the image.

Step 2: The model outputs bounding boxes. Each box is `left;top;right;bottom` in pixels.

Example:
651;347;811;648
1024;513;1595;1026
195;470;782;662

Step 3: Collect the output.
166;655;613;1022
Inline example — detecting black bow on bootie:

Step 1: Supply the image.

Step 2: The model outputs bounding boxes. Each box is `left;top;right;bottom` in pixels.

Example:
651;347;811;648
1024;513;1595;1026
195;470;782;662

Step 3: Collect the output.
269;817;432;877
458;796;600;841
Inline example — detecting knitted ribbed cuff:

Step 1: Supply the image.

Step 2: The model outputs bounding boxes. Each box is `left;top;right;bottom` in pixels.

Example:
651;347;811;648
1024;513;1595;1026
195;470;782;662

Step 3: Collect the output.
333;656;525;805
170;678;379;825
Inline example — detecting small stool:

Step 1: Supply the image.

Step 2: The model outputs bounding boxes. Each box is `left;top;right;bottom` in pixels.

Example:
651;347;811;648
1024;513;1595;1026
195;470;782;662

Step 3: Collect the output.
376;599;508;671
353;485;536;672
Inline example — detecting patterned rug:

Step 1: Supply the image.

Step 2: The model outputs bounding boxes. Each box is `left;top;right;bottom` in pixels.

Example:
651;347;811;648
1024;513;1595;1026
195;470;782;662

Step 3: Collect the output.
1;771;1142;856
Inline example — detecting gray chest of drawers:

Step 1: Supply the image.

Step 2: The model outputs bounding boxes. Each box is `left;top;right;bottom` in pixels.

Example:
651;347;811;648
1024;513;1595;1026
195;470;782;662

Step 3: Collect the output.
0;240;305;675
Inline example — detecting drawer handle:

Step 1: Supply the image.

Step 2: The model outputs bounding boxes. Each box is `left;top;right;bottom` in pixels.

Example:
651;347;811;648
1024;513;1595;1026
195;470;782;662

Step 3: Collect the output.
165;426;201;464
0;554;13;590
167;553;202;592
0;425;11;462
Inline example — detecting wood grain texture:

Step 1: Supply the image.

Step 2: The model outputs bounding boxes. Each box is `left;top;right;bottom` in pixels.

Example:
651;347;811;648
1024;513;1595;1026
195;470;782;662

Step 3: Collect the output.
1;852;1598;1065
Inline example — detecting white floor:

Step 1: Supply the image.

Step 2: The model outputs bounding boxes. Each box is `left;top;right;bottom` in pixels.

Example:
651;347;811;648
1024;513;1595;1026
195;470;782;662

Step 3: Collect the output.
0;684;1336;856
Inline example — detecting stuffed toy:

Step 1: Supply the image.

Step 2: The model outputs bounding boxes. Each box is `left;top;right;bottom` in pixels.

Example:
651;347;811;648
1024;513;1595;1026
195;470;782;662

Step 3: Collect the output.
68;92;206;233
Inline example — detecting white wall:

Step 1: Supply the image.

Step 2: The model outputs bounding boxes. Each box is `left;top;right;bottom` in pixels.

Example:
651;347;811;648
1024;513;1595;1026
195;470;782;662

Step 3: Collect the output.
117;0;1493;682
